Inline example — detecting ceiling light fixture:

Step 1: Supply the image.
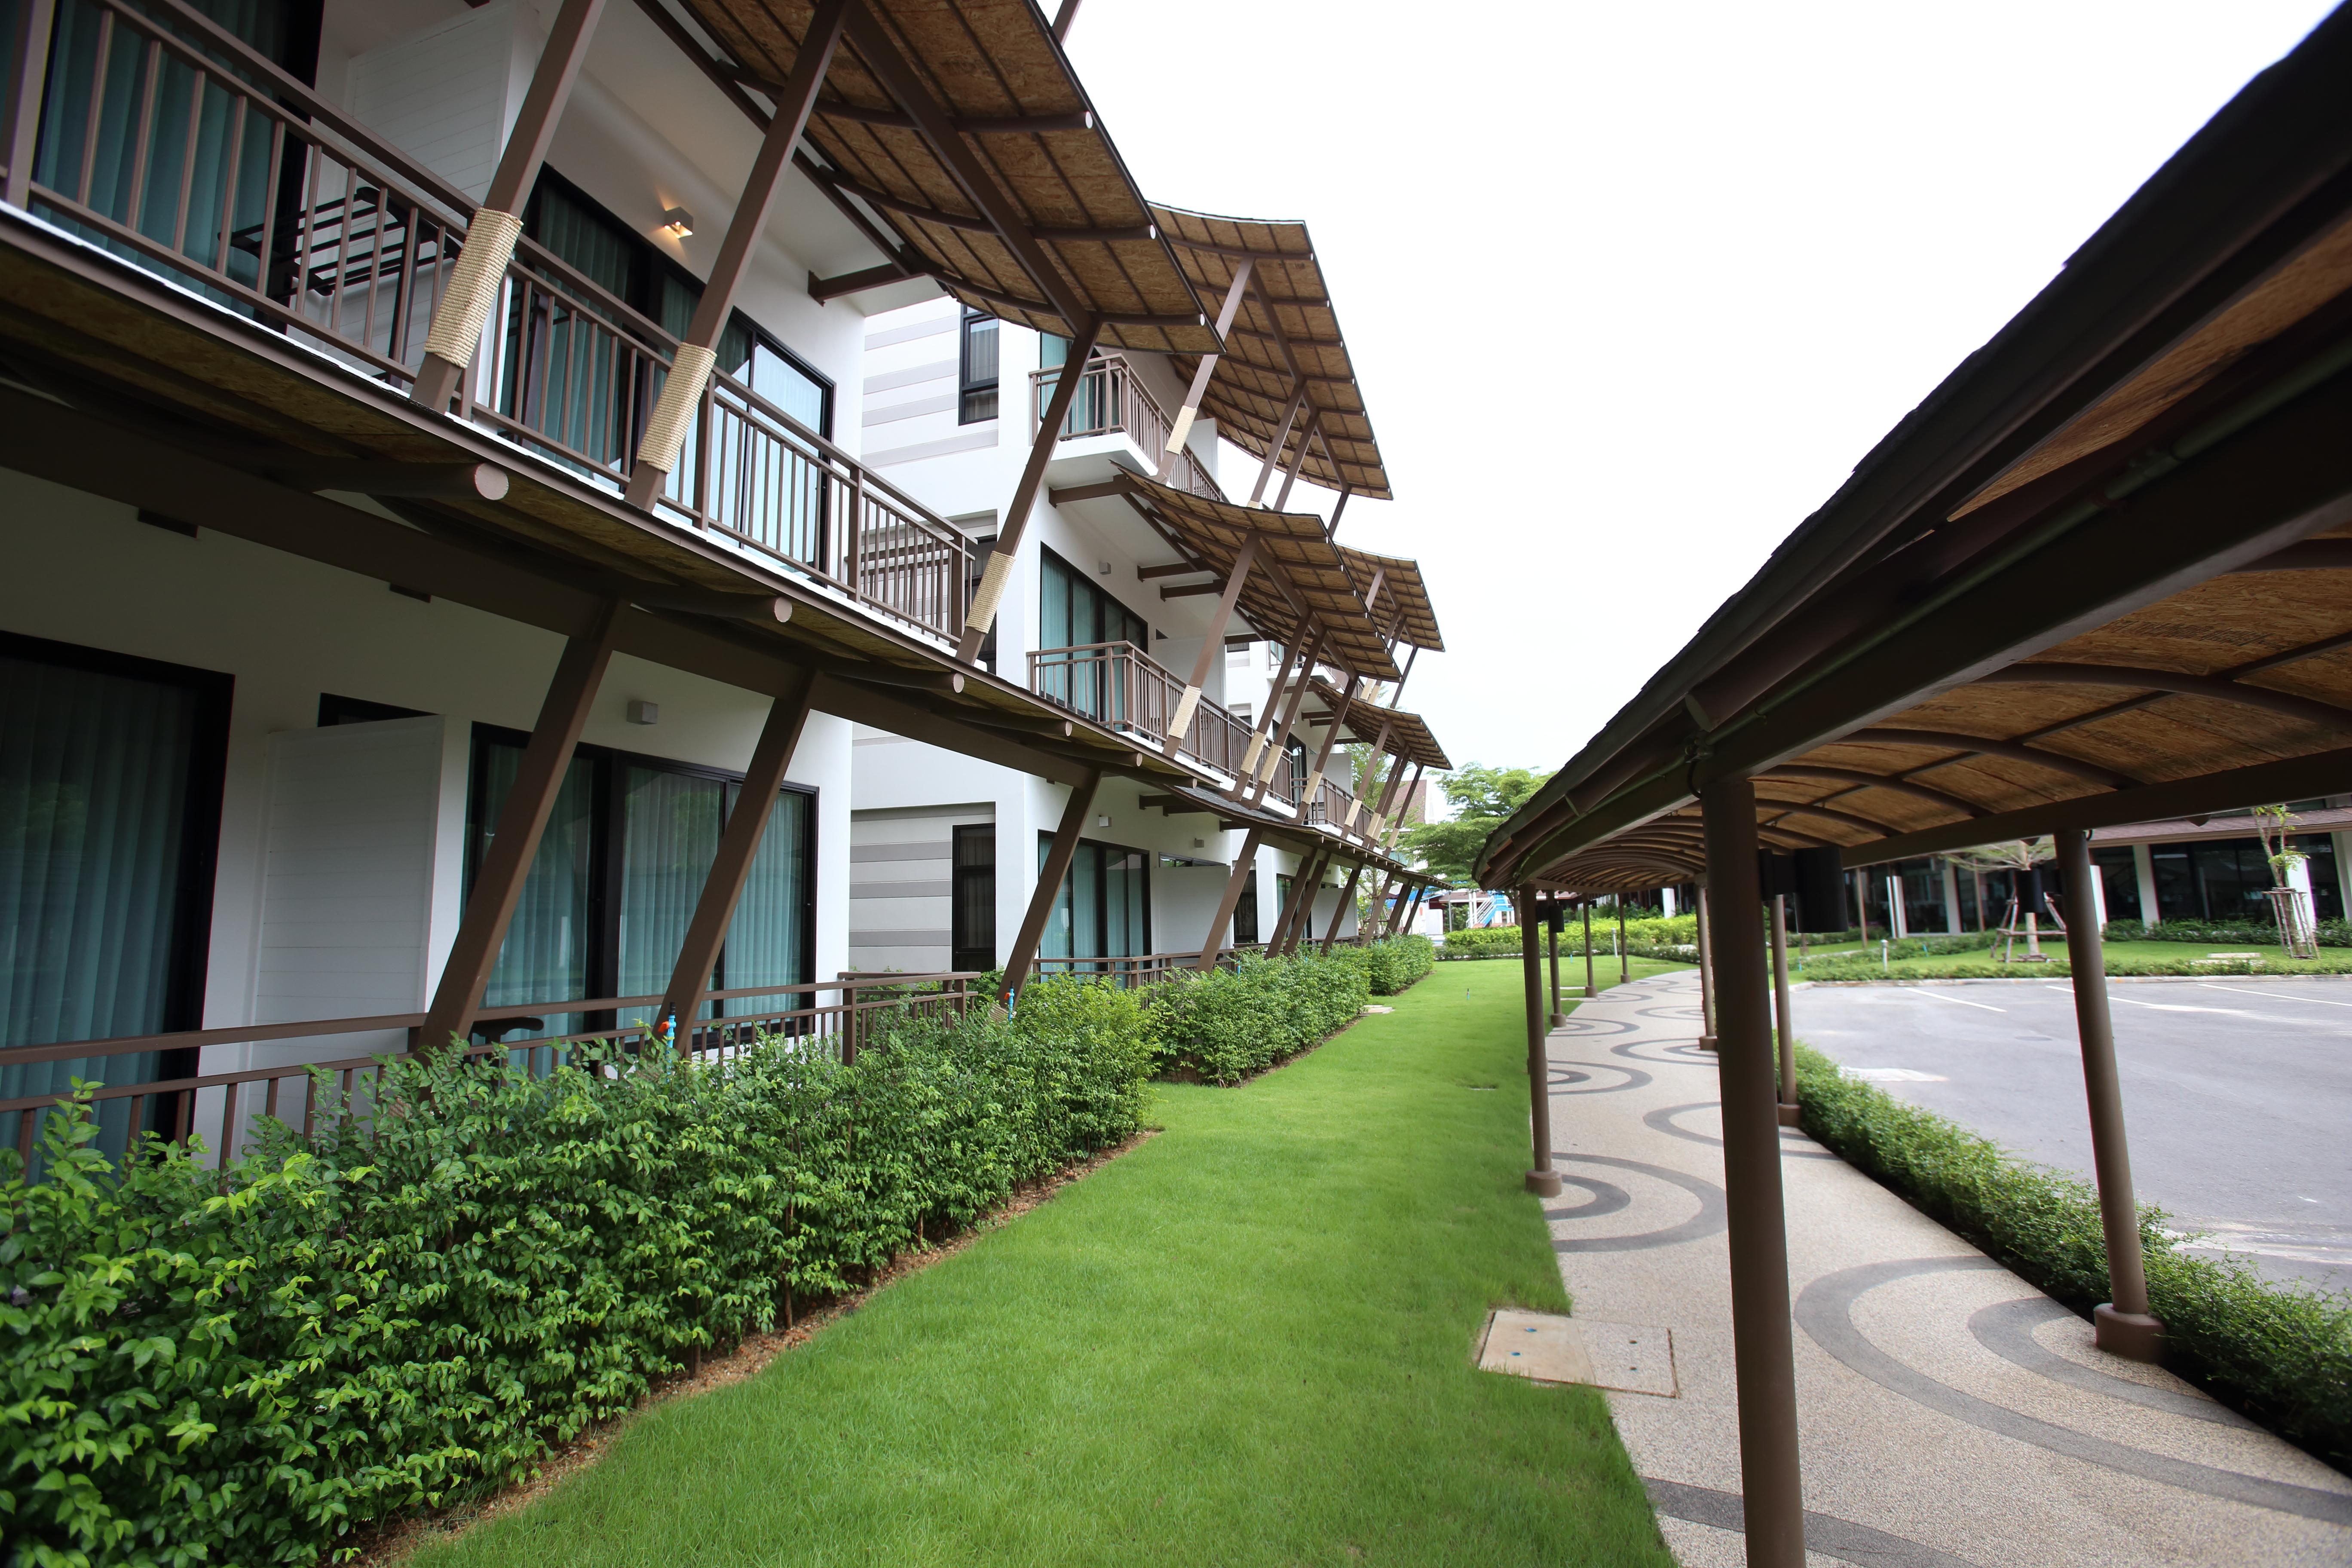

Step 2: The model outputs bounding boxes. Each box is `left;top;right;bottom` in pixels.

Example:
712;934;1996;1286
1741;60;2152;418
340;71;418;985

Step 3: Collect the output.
661;206;695;237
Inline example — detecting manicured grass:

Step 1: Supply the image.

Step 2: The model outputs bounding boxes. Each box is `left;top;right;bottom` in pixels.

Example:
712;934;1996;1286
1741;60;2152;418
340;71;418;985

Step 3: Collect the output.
1795;937;2352;980
402;963;1677;1568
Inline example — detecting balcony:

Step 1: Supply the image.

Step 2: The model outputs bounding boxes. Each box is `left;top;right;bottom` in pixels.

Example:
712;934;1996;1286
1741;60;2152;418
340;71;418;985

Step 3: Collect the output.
3;0;971;644
1027;640;1254;777
1271;753;1360;831
1030;353;1223;502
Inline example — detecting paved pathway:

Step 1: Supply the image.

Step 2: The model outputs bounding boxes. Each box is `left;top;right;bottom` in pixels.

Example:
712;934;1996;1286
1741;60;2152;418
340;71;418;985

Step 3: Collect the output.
1544;968;2352;1567
1794;977;2352;1292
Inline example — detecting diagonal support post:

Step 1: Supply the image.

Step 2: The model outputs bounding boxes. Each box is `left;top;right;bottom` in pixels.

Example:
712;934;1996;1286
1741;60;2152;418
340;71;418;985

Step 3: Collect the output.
1000;770;1102;1001
423;600;625;1046
622;0;850;508
1160;259;1252;480
1165;535;1257;754
1249;632;1326;803
1319;859;1365;953
1197;826;1265;968
1248;383;1308;505
959;316;1104;661
411;0;608;411
658;673;819;1042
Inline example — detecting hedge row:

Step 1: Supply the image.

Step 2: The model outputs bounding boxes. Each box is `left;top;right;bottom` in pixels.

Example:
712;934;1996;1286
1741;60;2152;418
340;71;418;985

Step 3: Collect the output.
2104;917;2352;947
1794;1044;2352;1468
1363;934;1436;995
3;978;1156;1566
1153;947;1373;1083
1798;949;2352;982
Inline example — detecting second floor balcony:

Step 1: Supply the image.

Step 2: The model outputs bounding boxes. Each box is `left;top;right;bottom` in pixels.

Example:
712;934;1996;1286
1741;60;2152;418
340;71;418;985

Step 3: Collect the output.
1030;353;1222;503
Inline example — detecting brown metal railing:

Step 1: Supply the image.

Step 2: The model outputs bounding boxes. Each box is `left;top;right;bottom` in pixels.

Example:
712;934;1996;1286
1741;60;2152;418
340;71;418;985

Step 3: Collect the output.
2;0;972;643
1029;353;1224;502
1030;946;1266;989
2;973;982;1172
1027;640;1255;777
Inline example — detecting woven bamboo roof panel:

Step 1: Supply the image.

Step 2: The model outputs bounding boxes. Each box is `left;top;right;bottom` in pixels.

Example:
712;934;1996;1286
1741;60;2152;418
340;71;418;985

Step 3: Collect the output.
1303;675;1452;771
678;0;1216;354
1148;205;1390;500
1106;472;1403;681
1336;545;1442;652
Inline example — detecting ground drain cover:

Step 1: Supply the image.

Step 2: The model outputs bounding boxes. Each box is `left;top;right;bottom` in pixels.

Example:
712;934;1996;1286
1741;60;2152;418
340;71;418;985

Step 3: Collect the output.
1476;1311;1677;1396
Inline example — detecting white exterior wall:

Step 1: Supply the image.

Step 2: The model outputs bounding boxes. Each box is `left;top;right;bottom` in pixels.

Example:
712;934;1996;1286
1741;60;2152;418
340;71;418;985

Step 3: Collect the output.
0;474;853;1076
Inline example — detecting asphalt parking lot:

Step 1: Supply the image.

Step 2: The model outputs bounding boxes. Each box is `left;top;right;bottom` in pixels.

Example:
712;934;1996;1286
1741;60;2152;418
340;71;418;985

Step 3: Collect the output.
1793;977;2352;1293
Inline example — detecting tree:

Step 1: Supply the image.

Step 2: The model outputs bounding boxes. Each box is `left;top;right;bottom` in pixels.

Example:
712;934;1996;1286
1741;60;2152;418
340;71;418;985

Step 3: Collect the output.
1395;763;1554;884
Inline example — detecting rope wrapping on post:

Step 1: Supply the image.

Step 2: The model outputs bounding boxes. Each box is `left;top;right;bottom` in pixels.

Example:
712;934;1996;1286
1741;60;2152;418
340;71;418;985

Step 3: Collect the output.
635;343;717;478
1167;683;1202;738
420;208;524;367
963;548;1014;634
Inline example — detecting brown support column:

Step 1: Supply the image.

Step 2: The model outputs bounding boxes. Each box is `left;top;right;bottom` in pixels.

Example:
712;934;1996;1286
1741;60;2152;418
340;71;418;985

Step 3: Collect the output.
1582;901;1597;997
1293;672;1360;818
1159;260;1253;480
957;315;1105;661
1271;847;1328;956
423;600;624;1046
1319;859;1364;954
1695;884;1717;1044
1519;888;1562;1197
1378;761;1425;851
2056;826;2164;1361
1618;900;1630;985
1547;908;1566;1027
1197;826;1265;969
1238;631;1308;780
1248;634;1326;803
1401;882;1430;936
411;0;609;410
1248;383;1308;505
623;0;851;508
1000;769;1102;1001
1164;536;1258;755
1700;773;1807;1568
657;674;818;1041
1272;410;1322;511
1771;893;1798;1124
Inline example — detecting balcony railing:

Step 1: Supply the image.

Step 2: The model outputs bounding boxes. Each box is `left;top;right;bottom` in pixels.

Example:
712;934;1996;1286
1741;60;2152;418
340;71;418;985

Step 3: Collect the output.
1030;353;1223;502
1028;640;1255;777
1270;752;1360;831
3;973;983;1173
3;0;971;643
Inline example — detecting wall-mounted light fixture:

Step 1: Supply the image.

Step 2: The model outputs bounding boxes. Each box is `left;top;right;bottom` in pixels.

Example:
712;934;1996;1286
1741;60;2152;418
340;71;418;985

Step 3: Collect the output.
661;206;695;237
627;700;659;726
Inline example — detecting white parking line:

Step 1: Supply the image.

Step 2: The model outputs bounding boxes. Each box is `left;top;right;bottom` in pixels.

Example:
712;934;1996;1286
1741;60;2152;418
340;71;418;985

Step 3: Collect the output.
1906;988;2006;1012
2052;984;2245;1014
2202;982;2352;1009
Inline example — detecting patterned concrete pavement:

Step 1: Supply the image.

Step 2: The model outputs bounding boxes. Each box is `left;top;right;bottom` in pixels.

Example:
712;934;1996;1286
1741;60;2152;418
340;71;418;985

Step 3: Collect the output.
1542;968;2352;1567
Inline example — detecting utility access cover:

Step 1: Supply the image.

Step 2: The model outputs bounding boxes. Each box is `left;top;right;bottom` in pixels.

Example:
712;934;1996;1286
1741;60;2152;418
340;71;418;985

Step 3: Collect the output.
1477;1311;1677;1396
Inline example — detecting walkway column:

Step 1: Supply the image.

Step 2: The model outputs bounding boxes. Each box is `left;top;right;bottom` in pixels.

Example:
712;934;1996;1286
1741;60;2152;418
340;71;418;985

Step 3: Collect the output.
1695;884;1717;1047
1320;859;1365;954
622;0;850;508
2056;826;2164;1361
410;0;608;410
658;674;818;1042
1197;827;1265;969
1700;774;1806;1568
1519;888;1561;1197
1617;900;1630;985
1547;904;1565;1027
1582;901;1596;997
1770;893;1798;1124
1000;770;1101;1001
423;600;624;1046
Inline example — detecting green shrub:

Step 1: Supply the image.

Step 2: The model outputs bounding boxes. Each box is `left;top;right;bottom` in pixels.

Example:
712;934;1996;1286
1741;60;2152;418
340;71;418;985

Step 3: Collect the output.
1153;948;1372;1083
2104;917;2352;947
1;985;1153;1566
1794;1044;2352;1467
1363;935;1436;995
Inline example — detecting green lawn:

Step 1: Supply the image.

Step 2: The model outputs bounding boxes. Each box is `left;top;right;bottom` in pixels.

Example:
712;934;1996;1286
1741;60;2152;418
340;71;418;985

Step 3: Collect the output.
401;961;1682;1568
1794;937;2352;980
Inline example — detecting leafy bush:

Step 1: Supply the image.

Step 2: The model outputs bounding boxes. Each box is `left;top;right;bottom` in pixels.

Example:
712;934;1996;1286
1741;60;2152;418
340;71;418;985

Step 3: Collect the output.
1153;948;1372;1083
2;982;1152;1566
1795;1044;2352;1467
1363;935;1436;995
1438;924;1695;963
2104;917;2352;947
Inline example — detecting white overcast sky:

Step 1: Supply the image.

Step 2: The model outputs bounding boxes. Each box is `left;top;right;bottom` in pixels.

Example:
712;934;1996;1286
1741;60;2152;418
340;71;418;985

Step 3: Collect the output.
1063;0;2341;802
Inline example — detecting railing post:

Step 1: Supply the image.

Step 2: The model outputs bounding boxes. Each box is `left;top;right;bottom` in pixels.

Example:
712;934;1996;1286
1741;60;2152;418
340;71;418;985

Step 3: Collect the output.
3;0;58;210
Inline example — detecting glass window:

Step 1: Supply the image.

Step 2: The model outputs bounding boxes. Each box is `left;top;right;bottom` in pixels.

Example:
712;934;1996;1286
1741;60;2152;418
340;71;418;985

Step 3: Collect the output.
1036;834;1151;970
1233;869;1259;946
1;634;230;1162
2091;847;2139;922
952;824;995;972
1037;549;1147;722
959;308;998;423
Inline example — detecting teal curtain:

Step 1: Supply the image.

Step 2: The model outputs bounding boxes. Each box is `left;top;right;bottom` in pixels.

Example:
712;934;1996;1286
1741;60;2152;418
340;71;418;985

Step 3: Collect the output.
0;652;203;1161
715;787;808;1022
471;745;594;1053
1035;836;1148;971
616;767;723;1031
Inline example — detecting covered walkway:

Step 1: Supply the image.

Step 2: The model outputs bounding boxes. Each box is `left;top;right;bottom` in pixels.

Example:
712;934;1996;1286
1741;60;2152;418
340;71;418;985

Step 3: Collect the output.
1544;969;2352;1566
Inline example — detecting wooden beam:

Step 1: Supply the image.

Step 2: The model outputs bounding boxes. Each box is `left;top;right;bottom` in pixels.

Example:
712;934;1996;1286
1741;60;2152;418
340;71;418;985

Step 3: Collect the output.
1160;579;1226;598
422;599;625;1046
1002;771;1102;998
1319;861;1366;954
658;672;818;1037
962;318;1104;660
807;261;915;302
1047;480;1130;506
1138;560;1210;579
1197;827;1264;968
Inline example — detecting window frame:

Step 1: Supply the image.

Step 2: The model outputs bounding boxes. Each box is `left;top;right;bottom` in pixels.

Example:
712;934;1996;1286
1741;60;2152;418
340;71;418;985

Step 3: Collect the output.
957;306;999;425
951;824;997;973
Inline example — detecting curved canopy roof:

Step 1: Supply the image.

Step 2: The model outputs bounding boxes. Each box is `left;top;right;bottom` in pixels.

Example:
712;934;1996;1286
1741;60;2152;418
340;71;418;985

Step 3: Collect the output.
1149;205;1390;499
676;0;1217;354
1337;545;1443;652
1082;471;1404;681
1302;676;1452;771
1478;11;2352;894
